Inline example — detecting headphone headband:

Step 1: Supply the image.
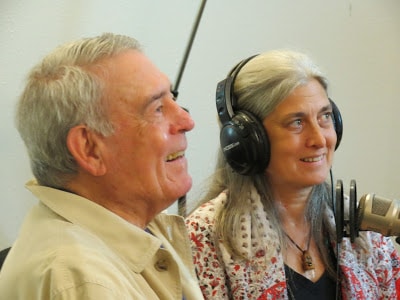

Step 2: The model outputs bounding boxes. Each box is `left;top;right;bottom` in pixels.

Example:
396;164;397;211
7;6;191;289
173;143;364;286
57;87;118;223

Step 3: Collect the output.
216;55;258;125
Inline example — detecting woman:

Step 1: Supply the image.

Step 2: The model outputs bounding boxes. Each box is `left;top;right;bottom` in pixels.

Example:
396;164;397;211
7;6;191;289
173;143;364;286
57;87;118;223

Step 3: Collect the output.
186;50;400;299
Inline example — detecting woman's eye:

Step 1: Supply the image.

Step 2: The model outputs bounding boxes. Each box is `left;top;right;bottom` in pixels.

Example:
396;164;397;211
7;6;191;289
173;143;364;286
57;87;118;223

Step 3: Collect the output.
320;112;332;124
290;119;302;128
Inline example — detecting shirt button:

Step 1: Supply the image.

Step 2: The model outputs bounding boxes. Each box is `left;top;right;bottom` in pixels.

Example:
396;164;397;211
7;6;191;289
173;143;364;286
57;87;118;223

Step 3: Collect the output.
155;259;169;271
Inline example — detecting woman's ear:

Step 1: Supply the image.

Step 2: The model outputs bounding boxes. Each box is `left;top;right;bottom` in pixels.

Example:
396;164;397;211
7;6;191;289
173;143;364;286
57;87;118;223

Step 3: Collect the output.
67;125;106;176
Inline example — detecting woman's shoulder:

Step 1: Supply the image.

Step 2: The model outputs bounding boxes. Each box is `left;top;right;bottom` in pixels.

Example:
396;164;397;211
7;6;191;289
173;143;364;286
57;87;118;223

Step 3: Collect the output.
360;231;398;252
185;191;227;226
341;230;399;262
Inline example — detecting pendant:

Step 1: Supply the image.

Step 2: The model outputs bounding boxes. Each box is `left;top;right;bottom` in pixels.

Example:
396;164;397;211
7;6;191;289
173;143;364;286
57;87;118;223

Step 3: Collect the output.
302;250;315;271
302;250;315;280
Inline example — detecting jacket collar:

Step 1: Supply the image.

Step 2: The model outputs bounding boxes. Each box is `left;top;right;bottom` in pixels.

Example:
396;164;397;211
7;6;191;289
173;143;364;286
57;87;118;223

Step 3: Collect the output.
26;180;167;273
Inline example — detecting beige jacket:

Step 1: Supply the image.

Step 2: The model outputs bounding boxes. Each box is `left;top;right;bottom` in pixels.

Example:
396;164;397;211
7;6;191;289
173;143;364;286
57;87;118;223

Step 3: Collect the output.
0;180;203;299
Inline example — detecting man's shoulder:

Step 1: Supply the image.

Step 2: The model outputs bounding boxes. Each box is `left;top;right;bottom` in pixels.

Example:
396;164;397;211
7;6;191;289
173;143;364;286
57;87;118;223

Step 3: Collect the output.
0;238;126;297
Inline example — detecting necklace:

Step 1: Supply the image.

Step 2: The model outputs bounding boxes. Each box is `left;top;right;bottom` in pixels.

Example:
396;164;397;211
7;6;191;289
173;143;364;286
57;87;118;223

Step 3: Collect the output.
284;228;315;280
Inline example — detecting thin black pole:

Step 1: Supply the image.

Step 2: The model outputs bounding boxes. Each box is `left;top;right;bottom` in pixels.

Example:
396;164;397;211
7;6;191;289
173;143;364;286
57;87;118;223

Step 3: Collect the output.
175;0;207;217
173;0;207;96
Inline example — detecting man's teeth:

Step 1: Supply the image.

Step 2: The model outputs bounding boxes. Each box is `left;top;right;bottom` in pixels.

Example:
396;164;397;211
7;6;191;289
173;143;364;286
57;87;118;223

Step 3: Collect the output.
302;155;323;162
166;151;185;161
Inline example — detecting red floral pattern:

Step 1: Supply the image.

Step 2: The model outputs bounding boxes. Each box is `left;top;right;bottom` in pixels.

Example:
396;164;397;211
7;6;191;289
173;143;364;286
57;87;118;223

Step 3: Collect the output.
185;189;400;299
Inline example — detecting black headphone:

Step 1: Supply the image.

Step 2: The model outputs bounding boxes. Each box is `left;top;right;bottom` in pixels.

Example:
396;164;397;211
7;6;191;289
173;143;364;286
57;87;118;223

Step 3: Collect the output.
215;55;343;176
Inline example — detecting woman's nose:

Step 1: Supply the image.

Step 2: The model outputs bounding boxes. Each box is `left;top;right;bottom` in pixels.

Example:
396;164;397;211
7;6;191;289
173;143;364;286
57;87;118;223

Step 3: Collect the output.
305;123;326;148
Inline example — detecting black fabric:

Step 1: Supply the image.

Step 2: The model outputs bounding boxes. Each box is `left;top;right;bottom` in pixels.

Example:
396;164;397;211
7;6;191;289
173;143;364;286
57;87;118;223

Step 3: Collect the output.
0;247;11;270
285;265;336;300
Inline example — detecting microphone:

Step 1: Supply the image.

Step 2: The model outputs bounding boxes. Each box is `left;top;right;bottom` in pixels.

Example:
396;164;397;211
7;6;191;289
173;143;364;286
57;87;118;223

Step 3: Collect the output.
358;193;400;236
335;179;400;243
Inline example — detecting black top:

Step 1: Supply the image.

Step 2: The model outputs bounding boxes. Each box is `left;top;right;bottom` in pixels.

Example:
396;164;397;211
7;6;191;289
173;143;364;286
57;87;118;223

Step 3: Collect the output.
285;265;336;300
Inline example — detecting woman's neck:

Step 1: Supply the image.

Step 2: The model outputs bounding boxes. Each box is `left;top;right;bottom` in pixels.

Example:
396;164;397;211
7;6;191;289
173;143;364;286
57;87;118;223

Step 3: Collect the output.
273;186;312;229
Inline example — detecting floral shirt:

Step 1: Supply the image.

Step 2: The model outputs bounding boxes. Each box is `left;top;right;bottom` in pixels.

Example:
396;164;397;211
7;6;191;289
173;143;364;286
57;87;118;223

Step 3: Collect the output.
185;188;400;299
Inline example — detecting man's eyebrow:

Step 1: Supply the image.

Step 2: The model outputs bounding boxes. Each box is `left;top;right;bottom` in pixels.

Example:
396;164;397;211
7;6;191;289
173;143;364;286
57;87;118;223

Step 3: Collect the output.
138;91;163;114
143;83;175;111
150;83;176;100
150;91;164;101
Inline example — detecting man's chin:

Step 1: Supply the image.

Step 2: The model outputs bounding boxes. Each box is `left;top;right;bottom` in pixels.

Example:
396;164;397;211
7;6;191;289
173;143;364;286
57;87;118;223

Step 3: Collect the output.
175;175;192;192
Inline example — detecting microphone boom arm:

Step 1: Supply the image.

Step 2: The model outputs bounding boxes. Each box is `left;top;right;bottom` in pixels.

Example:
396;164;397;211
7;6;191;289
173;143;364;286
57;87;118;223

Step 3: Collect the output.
172;0;207;96
175;0;208;216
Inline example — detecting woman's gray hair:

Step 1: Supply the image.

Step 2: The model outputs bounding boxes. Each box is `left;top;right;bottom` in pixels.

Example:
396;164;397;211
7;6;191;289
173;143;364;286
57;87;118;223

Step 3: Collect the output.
194;49;337;278
234;50;328;122
15;33;142;189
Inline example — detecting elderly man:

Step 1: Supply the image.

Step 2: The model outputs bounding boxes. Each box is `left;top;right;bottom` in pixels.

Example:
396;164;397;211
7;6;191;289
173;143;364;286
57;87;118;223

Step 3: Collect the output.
0;33;203;299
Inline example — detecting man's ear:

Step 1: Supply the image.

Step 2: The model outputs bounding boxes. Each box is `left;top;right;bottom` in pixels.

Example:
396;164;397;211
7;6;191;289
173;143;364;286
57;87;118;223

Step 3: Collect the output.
67;125;106;176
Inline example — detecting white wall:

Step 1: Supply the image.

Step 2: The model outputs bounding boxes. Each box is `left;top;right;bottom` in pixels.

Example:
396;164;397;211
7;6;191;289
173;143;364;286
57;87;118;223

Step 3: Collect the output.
1;0;399;249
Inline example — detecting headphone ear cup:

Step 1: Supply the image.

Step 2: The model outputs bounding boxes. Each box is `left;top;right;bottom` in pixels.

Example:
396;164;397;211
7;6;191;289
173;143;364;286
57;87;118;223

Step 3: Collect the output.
329;99;343;150
220;111;270;175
